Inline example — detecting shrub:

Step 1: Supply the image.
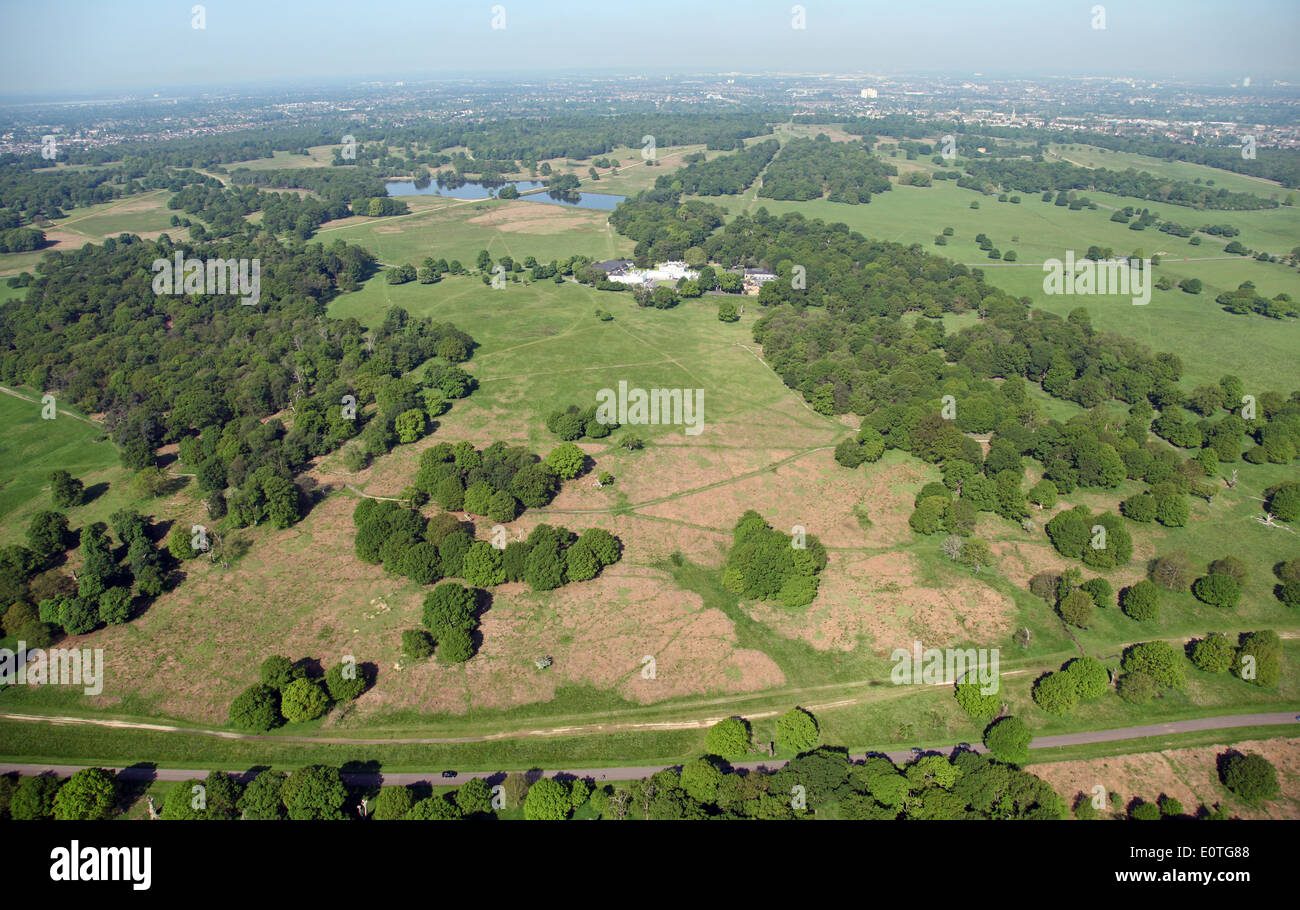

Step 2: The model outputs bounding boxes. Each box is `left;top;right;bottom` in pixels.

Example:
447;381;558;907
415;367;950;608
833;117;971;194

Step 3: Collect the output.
1191;634;1235;673
401;629;435;660
775;707;820;754
1079;577;1113;608
1192;573;1241;608
1221;752;1280;805
983;716;1031;765
280;678;329;723
1058;590;1094;628
228;684;281;731
954;677;1000;718
704;716;752;759
1120;580;1160;622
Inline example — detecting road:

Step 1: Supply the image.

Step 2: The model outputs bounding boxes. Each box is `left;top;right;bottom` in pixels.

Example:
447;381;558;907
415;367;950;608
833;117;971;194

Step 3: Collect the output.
2;712;1294;786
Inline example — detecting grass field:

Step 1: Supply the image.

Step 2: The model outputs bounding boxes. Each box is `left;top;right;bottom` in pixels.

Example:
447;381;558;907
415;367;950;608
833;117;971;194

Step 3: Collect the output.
0;390;138;546
1;130;1297;778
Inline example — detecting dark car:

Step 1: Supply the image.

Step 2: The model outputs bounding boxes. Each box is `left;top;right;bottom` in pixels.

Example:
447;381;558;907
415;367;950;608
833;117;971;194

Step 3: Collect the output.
441;770;457;779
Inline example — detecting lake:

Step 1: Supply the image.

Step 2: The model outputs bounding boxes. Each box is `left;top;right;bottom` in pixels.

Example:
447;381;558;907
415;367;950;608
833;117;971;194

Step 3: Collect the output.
384;179;625;211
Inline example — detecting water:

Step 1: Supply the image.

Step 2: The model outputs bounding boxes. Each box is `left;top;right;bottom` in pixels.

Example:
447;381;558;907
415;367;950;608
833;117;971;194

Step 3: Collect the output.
384;178;544;200
384;179;625;210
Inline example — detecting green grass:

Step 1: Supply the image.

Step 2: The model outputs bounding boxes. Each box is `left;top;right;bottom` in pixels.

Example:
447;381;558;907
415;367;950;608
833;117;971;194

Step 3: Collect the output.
0;390;137;545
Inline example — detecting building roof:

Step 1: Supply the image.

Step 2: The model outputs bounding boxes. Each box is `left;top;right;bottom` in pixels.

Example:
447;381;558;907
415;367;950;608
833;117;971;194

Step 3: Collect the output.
591;259;633;273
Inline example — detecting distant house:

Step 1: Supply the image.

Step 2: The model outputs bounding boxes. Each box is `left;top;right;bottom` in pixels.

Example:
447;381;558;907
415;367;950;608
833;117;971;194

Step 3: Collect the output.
740;268;777;295
608;260;700;286
591;259;633;277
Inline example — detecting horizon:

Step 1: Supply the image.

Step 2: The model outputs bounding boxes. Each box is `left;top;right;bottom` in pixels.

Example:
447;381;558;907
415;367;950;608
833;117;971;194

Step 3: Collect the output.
2;0;1297;99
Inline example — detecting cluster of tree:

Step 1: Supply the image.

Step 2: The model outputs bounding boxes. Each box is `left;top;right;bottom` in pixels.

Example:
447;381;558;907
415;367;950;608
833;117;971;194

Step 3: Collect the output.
168;182;353;241
1044;506;1132;570
0;226;46;252
355;491;623;593
1027;567;1114;628
758;136;897;204
228;654;371;731
1274;557;1300;609
1190;630;1282;688
1030;655;1110;716
545;402;617;441
958;158;1278;210
227;165;389;203
722;511;827;608
0;507;172;645
0;161;177;222
1114;640;1187;704
655;139;778;196
411;439;557;520
1213;281;1298;319
608;187;726;264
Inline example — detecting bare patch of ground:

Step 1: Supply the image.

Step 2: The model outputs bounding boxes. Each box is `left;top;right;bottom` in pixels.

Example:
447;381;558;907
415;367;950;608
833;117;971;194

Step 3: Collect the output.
1029;737;1300;819
746;550;1016;654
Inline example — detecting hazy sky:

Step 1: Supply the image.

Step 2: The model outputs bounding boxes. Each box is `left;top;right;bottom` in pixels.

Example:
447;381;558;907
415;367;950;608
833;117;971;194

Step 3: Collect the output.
3;0;1297;97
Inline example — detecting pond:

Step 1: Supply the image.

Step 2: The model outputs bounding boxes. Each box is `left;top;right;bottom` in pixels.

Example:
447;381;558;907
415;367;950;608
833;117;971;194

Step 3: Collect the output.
384;179;626;210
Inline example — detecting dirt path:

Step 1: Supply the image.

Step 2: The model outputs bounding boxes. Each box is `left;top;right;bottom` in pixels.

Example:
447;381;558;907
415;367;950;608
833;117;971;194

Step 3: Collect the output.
2;713;1295;785
0;385;101;426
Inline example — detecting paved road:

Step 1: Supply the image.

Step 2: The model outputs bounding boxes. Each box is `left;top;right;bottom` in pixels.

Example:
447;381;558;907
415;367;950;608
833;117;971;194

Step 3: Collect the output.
3;712;1294;786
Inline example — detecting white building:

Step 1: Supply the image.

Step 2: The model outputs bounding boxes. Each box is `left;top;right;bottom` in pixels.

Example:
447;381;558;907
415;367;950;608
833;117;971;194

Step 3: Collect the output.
609;260;700;285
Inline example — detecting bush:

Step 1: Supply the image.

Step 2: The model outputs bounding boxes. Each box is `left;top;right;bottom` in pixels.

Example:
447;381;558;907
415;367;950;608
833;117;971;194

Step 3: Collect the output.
954;676;1000;718
704;716;751;759
1079;577;1113;608
401;628;434;659
1208;556;1248;584
983;716;1031;765
438;626;475;663
1221;752;1280;805
1063;656;1110;700
1120;580;1160;622
1032;671;1079;716
280;678;329;722
1058;590;1094;628
325;661;367;701
1192;573;1241;608
1191;634;1235;673
1117;669;1158;704
775;707;820;753
228;684;281;731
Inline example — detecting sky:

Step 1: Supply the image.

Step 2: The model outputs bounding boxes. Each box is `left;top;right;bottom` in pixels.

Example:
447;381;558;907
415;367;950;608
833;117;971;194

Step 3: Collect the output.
2;0;1298;97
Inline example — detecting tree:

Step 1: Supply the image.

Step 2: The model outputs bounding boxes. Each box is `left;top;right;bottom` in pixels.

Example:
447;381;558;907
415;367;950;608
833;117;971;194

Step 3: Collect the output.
25;510;69;565
523;536;565;591
578;527;621;566
281;764;348;820
48;470;84;509
1221;752;1280;805
1154;494;1189;527
259;655;304;690
1117;669;1158;704
524;777;571;820
704;716;752;759
162;778;207;820
680;758;725;804
228;684;281;731
237;770;286;820
983;716;1031;765
509;462;558;508
454;777;495;816
564;541;599;583
438;626;474;663
98;586;132;625
954;676;999;718
401;628;434;659
407;795;461;819
400;542;442;585
1063;656;1109;699
1233;630;1281;687
461;541;505;587
10;775;61;820
544;443;586;480
1267;483;1300;521
1192;573;1241;609
394;408;426;444
325;661;367;702
422;582;476;636
51;768;116;820
1192;634;1235;673
718;300;739;322
1120;581;1160;622
280;678;329;723
1122;641;1185;691
1058;590;1094;628
371;785;415;820
1032;672;1079;716
775;707;820;753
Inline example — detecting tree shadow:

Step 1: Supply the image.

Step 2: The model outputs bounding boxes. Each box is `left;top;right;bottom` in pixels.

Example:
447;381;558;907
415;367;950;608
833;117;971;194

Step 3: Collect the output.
81;482;110;506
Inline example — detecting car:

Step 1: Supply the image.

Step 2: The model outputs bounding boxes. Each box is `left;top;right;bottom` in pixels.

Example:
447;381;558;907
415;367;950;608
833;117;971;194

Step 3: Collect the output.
441;770;457;778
